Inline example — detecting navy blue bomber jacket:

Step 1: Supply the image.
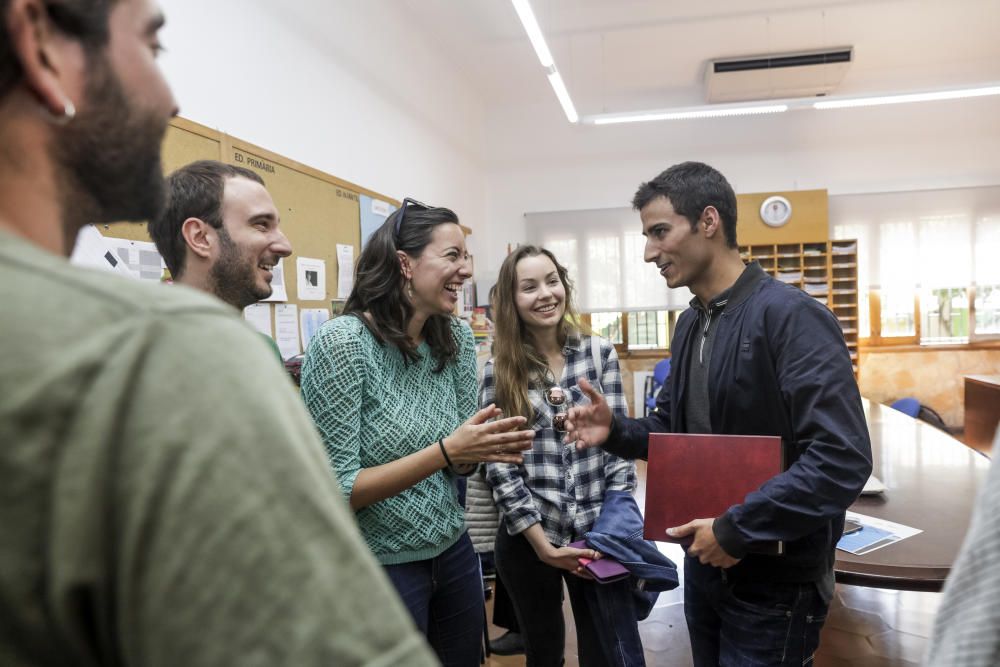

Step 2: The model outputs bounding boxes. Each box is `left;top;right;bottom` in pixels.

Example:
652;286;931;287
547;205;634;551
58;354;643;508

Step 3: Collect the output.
604;262;873;585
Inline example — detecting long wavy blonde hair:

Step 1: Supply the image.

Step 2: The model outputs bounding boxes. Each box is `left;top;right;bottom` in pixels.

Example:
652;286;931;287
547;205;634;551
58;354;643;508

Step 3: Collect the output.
492;245;586;423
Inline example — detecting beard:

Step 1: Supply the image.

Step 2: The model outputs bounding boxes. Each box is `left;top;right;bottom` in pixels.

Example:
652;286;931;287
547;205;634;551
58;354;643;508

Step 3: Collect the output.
208;226;272;310
53;53;170;239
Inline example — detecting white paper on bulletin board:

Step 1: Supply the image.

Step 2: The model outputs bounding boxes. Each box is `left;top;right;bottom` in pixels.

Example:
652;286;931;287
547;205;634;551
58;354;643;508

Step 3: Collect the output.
274;303;301;359
243;303;273;337
336;244;354;299
261;258;288;302
81;233;164;282
360;194;396;249
300;308;330;350
296;257;327;301
70;224;137;277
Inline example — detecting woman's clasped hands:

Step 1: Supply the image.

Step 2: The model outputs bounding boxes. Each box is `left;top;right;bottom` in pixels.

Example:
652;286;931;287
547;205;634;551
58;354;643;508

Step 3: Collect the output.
442;403;534;465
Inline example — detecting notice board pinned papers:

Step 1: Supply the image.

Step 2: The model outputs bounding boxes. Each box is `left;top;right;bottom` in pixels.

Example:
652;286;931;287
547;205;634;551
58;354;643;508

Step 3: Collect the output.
644;433;784;546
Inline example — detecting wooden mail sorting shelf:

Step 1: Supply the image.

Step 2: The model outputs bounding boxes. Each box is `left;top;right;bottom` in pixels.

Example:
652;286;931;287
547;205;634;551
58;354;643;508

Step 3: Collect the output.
740;239;860;377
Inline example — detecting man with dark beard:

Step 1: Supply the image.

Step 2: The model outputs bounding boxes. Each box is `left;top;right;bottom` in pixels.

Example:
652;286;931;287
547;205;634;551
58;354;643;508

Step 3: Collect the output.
148;160;291;359
0;1;435;666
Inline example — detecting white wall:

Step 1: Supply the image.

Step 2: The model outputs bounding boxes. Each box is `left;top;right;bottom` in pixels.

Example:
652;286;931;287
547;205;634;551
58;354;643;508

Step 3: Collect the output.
478;97;1000;292
157;1;1000;300
158;0;489;260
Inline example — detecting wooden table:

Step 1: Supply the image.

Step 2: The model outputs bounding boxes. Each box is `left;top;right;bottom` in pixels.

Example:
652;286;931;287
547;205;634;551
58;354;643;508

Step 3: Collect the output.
834;398;990;591
965;374;1000;453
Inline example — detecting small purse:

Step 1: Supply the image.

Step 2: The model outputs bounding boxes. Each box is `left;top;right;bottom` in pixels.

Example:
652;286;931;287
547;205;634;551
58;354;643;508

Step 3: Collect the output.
568;540;630;583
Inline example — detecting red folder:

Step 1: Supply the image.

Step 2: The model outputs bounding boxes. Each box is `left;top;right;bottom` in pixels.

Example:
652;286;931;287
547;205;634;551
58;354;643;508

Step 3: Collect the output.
643;433;784;543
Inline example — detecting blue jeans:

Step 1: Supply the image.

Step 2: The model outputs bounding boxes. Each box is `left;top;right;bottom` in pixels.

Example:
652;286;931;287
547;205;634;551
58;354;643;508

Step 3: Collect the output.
383;533;484;667
684;558;829;667
495;527;645;667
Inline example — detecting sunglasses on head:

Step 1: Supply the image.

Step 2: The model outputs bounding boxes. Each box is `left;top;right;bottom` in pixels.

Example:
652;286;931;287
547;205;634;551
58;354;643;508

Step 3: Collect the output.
394;197;431;239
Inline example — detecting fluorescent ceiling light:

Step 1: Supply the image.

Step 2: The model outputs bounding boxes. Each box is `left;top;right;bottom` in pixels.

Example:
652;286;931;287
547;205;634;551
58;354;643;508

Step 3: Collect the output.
581;82;1000;125
511;0;553;68
547;71;579;123
510;0;579;123
587;103;788;125
813;84;1000;109
511;1;1000;128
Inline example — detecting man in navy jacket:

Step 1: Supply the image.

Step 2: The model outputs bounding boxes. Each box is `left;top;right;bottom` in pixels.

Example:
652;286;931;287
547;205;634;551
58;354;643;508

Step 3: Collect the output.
566;161;872;666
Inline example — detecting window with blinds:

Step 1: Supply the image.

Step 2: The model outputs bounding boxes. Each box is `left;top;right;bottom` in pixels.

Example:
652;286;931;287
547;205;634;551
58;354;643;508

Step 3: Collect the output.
831;186;1000;345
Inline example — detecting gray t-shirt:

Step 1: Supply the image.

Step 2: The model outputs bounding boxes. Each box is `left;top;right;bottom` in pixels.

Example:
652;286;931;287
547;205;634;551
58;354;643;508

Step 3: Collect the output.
0;229;435;667
684;290;731;434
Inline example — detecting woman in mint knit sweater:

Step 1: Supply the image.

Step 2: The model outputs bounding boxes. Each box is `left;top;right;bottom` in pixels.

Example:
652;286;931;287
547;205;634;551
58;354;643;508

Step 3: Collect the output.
301;201;533;666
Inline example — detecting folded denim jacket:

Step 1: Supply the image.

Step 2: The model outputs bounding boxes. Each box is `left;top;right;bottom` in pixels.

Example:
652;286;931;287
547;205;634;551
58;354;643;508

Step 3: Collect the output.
585;490;680;593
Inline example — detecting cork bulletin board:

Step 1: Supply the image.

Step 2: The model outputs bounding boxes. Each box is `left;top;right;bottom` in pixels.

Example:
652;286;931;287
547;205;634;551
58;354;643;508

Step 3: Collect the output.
95;116;399;336
222;136;364;314
99;117;223;242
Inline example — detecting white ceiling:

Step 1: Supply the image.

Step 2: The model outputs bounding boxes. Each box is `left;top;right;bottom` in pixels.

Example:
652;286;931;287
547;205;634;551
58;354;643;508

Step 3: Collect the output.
399;0;1000;113
390;0;1000;169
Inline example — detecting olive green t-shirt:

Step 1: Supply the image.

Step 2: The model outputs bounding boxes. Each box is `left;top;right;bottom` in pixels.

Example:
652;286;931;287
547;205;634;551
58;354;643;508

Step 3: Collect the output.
261;331;284;362
0;229;435;667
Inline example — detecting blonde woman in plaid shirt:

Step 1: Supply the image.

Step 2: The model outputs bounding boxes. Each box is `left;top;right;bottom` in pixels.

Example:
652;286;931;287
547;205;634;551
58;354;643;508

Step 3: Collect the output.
483;246;645;666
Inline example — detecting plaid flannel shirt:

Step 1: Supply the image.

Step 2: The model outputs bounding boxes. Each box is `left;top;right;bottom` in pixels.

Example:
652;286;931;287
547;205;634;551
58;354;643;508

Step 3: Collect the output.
482;334;636;546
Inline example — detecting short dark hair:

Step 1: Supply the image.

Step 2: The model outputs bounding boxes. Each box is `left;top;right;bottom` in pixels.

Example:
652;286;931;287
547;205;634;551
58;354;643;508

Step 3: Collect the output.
345;204;462;372
149;160;265;279
1;0;117;100
632;161;739;248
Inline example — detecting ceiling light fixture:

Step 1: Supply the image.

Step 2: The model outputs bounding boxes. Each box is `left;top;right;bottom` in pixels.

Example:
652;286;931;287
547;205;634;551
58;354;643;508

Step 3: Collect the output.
813;84;1000;109
547;70;579;123
511;0;553;68
511;0;578;123
581;82;1000;125
589;103;788;125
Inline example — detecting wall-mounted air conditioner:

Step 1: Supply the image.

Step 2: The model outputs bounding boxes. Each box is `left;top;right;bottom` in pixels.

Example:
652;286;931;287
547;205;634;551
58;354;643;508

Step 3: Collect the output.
705;48;853;103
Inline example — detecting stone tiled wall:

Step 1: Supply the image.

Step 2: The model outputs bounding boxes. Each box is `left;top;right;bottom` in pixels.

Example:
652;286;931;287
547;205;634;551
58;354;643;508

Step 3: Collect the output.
858;348;1000;429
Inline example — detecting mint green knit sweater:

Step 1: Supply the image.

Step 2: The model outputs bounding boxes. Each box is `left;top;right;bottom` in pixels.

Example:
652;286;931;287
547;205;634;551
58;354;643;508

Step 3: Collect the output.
301;315;477;565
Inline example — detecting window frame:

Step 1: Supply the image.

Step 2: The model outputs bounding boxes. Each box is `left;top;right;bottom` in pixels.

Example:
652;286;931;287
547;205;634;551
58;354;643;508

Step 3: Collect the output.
861;286;1000;349
582;310;679;358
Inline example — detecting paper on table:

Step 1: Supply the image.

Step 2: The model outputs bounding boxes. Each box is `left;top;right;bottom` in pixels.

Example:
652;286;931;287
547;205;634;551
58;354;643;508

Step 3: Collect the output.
70;224;136;277
300;308;330;350
243;303;272;337
274;304;301;359
296;257;326;301
336;244;354;299
261;258;288;302
861;475;886;495
836;511;922;556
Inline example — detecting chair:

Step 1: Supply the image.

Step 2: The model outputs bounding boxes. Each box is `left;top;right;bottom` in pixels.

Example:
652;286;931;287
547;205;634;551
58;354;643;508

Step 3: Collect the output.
889;397;921;418
643;358;671;416
889;397;956;434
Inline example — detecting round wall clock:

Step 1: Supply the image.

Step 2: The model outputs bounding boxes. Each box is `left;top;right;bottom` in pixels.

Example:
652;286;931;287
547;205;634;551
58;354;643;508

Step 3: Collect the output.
760;195;792;228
